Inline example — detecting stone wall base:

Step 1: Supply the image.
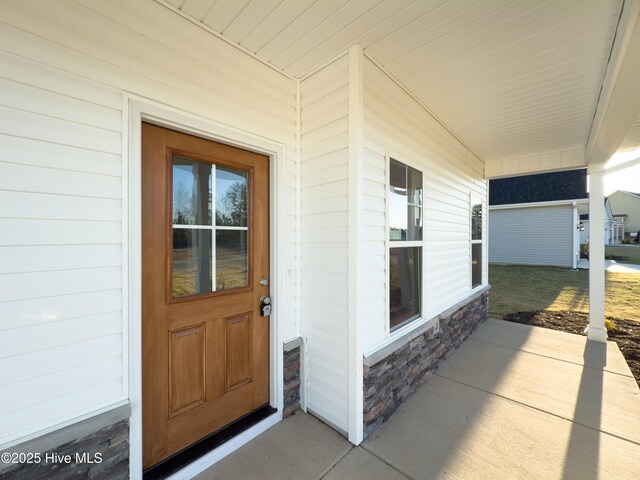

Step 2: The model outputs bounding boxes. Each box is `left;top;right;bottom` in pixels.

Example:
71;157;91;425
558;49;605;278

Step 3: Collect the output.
0;417;129;480
283;344;301;418
363;291;488;438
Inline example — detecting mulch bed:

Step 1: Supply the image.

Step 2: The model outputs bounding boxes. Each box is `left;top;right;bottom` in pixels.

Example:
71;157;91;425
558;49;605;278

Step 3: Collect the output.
503;310;640;387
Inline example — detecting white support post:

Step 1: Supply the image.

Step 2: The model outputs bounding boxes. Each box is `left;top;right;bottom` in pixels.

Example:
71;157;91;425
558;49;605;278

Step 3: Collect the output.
572;202;579;270
587;168;607;342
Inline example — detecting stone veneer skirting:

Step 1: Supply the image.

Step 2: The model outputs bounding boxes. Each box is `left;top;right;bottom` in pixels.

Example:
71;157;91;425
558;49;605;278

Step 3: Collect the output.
363;289;489;438
0;405;130;480
283;339;302;418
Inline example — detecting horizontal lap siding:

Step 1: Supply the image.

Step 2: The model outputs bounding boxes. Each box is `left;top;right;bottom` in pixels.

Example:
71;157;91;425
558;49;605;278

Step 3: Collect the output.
300;54;350;431
362;58;487;351
0;0;297;446
489;206;573;267
361;147;387;348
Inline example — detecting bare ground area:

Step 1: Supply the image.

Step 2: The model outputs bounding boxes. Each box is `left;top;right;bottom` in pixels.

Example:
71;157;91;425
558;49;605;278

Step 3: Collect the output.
502;310;640;387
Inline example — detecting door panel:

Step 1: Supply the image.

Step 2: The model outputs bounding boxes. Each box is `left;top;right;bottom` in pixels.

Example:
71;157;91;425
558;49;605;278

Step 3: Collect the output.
168;324;206;416
225;313;253;391
142;123;270;469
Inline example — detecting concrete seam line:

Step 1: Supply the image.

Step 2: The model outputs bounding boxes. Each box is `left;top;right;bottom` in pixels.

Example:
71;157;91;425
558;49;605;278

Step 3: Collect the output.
316;445;354;480
359;445;415;480
434;373;640;447
468;337;635;380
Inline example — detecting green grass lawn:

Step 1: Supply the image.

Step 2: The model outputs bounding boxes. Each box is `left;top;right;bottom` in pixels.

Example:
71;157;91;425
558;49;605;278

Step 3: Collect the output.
489;264;640;322
606;244;640;265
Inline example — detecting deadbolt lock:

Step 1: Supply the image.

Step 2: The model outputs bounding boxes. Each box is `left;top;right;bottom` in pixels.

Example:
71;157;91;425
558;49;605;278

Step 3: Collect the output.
260;295;272;317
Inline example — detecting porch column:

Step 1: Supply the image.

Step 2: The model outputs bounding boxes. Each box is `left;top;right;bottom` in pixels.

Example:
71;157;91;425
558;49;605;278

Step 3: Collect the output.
572;202;579;270
588;168;607;342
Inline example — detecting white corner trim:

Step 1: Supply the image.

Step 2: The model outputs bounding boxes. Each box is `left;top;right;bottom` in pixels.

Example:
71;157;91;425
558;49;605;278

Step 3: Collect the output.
124;94;286;479
347;44;364;446
295;79;305;412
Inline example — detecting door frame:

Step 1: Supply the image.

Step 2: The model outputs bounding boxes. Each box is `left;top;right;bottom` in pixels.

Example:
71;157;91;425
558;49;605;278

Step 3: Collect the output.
124;95;285;479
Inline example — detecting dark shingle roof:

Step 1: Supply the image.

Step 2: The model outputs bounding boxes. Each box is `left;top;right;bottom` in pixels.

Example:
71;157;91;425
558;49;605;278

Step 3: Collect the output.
490;169;588;206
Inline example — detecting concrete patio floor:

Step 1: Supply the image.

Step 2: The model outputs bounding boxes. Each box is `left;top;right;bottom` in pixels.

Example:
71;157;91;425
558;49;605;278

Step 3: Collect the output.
195;319;640;480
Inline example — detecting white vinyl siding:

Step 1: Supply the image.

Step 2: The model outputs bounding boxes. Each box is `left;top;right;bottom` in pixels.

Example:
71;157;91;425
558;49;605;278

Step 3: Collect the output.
362;58;488;351
489;206;574;267
0;0;297;447
361;146;387;348
300;54;350;431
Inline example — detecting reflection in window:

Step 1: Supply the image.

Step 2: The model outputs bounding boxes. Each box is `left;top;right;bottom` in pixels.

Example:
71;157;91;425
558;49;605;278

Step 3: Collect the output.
390;247;422;329
216;167;248;227
171;156;249;298
390;159;422;241
389;158;423;331
472;243;482;288
471;203;482;241
172;229;212;296
216;230;248;290
173;158;212;225
471;201;483;288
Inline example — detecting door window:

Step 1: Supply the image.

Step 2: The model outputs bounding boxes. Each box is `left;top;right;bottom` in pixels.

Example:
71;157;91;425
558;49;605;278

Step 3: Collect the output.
172;156;249;297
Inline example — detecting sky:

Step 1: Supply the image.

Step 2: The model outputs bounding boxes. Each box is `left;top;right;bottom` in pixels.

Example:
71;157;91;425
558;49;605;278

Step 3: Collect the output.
603;162;640;195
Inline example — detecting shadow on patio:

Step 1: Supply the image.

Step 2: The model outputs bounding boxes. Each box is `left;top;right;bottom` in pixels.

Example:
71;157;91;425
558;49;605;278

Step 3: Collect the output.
194;319;640;479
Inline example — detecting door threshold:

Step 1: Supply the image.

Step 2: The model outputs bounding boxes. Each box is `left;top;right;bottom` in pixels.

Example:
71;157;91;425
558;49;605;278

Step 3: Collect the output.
144;405;278;480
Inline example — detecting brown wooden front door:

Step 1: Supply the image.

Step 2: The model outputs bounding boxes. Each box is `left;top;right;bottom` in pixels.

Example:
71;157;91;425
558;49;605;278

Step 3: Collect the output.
141;123;270;469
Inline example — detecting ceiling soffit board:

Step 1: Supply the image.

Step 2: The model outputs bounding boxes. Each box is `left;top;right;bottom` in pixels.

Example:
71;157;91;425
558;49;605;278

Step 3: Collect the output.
619;113;640;150
484;148;586;179
158;0;624;166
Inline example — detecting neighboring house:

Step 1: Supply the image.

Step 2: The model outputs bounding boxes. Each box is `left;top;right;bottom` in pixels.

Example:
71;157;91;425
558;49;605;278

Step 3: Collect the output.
608;190;640;235
0;2;637;480
489;170;588;268
578;198;625;245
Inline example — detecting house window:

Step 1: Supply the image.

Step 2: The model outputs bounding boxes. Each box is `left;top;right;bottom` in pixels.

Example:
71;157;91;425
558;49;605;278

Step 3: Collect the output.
471;200;483;288
389;159;423;330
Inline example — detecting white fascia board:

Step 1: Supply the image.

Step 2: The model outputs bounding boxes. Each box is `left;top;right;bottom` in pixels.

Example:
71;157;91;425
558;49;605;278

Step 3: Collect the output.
489;199;589;210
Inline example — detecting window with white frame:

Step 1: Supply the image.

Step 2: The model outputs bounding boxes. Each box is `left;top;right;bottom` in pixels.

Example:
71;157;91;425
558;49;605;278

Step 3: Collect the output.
471;199;483;288
389;158;423;331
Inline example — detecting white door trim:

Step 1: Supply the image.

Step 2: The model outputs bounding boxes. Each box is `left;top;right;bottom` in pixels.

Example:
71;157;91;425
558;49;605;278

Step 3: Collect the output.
124;94;285;479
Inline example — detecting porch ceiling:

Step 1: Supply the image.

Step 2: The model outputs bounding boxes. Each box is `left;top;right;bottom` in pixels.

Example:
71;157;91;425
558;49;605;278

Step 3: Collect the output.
619;113;640;151
160;0;636;166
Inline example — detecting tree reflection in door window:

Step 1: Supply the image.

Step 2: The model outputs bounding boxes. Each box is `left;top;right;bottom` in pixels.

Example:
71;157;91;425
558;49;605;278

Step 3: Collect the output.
171;157;249;297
